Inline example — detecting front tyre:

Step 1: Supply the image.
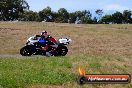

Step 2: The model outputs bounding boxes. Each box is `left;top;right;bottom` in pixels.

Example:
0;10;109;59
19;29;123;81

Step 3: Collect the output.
20;46;33;56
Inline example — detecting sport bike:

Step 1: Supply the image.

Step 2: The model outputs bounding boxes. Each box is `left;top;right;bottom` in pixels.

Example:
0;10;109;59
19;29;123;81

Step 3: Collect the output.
20;35;71;56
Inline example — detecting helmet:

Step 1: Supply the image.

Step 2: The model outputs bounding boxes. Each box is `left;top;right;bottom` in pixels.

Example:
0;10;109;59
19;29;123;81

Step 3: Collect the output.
41;31;47;35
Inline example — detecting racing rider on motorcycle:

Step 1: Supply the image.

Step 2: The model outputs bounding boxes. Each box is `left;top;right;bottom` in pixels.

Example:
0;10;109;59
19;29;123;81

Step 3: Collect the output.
39;31;57;56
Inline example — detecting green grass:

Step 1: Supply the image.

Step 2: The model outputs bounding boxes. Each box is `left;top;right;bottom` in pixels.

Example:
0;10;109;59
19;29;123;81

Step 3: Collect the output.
0;56;74;88
0;55;132;88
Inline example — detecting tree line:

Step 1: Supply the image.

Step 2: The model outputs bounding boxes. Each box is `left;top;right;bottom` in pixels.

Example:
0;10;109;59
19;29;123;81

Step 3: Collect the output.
0;0;132;24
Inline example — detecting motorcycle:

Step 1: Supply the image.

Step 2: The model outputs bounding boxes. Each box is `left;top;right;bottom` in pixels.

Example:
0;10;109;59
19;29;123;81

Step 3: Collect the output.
20;35;72;56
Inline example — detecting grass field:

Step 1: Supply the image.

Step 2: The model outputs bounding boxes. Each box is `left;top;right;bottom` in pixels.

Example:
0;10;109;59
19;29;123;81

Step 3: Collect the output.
0;22;132;88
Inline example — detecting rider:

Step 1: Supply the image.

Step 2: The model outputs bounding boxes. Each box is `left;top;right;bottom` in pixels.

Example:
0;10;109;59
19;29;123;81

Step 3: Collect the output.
40;31;49;51
39;31;57;56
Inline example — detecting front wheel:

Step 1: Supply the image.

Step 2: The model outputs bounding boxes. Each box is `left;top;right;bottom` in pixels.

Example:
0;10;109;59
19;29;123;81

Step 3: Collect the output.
20;46;33;56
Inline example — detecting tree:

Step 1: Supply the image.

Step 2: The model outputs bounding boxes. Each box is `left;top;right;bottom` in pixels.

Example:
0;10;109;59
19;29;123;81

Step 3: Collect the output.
95;9;103;23
75;11;83;19
112;11;123;24
122;10;132;23
92;17;98;24
100;15;113;24
0;0;29;21
39;6;53;22
52;12;59;22
69;12;76;23
57;8;69;23
20;10;39;21
80;10;92;24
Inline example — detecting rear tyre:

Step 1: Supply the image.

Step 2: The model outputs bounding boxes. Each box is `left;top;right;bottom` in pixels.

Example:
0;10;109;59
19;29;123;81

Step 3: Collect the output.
20;46;33;56
57;45;68;56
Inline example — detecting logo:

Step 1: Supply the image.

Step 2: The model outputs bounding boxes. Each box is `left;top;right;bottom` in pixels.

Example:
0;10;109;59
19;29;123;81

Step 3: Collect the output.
77;67;131;84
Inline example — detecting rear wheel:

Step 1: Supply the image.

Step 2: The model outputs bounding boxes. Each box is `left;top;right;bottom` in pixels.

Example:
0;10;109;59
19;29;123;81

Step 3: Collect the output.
20;46;33;56
56;45;68;56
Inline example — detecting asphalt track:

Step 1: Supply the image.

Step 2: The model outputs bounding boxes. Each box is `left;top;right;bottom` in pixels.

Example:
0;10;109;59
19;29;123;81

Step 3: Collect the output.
0;54;47;58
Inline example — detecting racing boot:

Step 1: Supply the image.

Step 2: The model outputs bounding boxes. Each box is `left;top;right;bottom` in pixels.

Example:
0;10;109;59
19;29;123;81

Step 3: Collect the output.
46;51;52;57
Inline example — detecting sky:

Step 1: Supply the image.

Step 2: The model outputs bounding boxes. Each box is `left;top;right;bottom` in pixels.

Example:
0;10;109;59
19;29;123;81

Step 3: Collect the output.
26;0;132;15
